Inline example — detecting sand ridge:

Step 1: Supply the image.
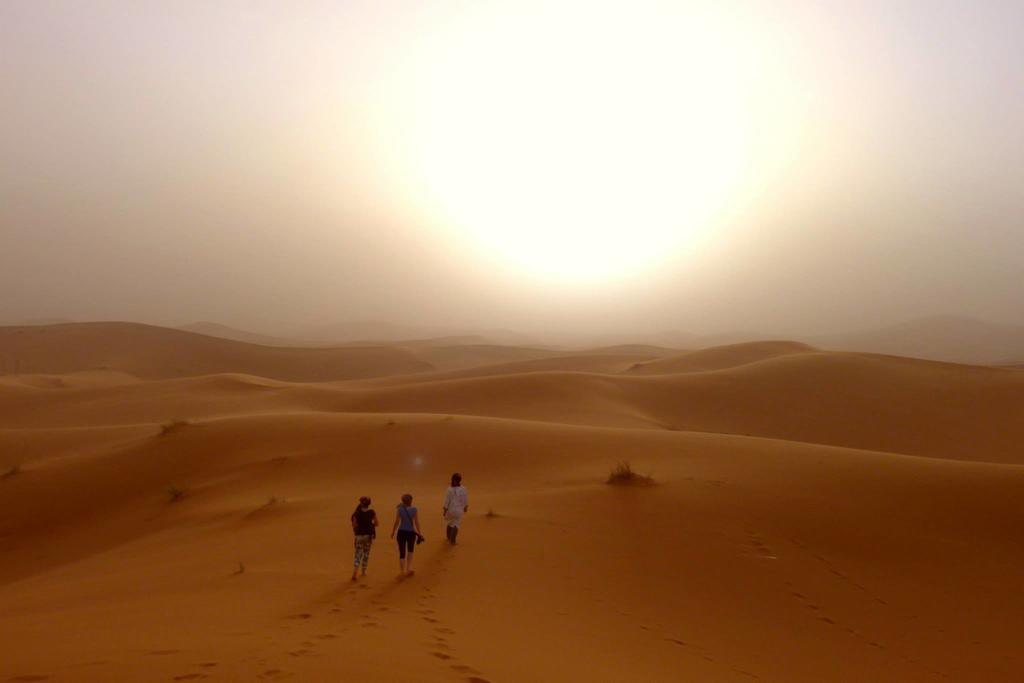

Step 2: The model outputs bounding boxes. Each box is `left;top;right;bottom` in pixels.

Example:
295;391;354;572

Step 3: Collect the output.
0;322;434;381
2;323;1024;681
2;346;1021;463
626;340;817;374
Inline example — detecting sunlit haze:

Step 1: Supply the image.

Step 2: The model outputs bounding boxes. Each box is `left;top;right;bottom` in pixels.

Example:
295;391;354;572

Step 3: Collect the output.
2;0;1022;338
370;2;766;281
4;6;1024;679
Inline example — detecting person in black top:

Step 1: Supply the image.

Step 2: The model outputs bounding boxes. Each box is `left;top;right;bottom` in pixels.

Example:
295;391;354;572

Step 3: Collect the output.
350;496;378;581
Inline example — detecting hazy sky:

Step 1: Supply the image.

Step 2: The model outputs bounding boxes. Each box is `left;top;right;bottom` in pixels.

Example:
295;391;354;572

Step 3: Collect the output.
2;0;1022;339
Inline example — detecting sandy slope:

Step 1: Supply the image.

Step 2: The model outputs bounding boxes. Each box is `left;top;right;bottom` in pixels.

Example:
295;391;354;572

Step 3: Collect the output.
626;340;816;374
0;369;141;390
359;352;671;386
3;350;1021;463
0;322;432;380
2;416;1023;682
177;322;322;348
2;325;1024;682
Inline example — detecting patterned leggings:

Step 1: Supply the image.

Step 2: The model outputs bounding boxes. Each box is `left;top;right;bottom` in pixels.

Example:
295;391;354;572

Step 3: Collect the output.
353;535;373;571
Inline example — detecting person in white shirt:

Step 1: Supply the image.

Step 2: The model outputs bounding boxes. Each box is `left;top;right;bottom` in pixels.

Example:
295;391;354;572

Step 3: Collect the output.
443;473;469;545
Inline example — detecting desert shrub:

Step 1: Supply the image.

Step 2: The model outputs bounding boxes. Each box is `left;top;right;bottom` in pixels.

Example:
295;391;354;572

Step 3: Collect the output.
2;464;21;479
484;508;500;518
606;461;654;486
166;485;185;502
160;419;189;436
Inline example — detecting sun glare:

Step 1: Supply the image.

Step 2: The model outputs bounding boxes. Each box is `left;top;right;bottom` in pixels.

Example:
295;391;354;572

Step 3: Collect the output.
373;3;762;282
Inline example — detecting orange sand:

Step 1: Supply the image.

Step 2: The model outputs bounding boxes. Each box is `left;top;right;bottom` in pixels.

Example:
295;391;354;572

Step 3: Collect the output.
2;323;1023;682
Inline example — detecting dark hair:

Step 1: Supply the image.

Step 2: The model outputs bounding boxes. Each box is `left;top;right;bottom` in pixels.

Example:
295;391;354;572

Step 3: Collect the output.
352;496;371;519
451;472;462;486
401;493;413;505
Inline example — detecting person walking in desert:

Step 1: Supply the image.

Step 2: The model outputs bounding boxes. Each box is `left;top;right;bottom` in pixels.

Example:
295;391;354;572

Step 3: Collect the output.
390;493;422;576
350;496;377;581
443;473;469;545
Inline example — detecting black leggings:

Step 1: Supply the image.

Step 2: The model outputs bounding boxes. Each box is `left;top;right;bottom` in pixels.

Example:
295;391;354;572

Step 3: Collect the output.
397;530;417;558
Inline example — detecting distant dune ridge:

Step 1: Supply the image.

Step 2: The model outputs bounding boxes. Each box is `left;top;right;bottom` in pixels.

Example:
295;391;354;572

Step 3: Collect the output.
285;319;540;347
171;314;1024;365
177;321;324;348
626;340;816;374
2;321;1024;681
2;324;1023;462
0;322;432;380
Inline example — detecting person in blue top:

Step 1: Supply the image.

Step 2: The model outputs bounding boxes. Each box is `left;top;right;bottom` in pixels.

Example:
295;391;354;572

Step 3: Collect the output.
390;493;423;576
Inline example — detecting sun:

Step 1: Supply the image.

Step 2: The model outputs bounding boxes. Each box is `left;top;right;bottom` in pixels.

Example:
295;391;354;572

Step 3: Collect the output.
370;2;759;282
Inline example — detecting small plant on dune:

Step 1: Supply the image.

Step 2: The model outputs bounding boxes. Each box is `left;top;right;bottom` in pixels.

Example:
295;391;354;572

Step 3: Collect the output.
160;419;189;436
2;464;22;479
166;485;185;502
484;508;500;518
265;495;283;507
234;562;245;575
607;461;654;487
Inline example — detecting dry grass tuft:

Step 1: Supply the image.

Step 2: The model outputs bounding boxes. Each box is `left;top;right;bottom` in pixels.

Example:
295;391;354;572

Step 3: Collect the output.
166;485;186;502
2;464;22;479
606;461;655;487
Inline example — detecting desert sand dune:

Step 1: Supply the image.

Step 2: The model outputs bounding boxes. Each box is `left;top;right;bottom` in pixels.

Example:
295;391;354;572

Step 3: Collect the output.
2;414;1023;681
0;322;433;381
5;348;1020;462
2;328;1024;681
294;320;539;348
0;424;152;469
627;340;817;374
359;351;669;386
395;342;563;371
177;322;536;353
5;0;1019;679
0;368;141;390
177;322;322;348
336;351;1023;462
